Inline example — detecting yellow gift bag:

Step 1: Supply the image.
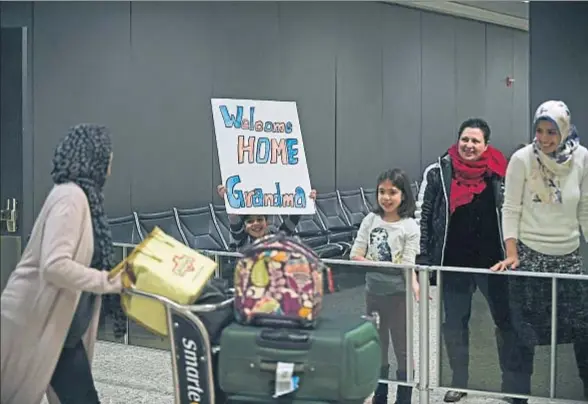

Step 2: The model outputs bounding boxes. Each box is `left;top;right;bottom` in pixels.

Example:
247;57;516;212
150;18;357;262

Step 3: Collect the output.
109;226;217;336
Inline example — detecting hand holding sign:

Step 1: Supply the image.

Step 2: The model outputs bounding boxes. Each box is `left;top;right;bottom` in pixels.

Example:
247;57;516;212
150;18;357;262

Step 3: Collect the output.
211;99;315;215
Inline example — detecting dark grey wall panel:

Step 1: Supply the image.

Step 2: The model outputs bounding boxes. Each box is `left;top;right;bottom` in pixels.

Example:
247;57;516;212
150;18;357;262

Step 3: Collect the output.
24;2;530;216
32;2;132;217
485;25;514;153
381;5;422;183
421;12;457;167
129;2;214;211
278;3;338;192
530;2;588;139
0;2;35;237
455;19;486;123
512;30;530;148
210;2;282;196
0;2;32;27
335;2;384;190
1;28;24;235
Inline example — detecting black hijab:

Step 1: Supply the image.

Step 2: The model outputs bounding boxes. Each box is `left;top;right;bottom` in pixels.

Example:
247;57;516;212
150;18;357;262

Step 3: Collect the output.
52;123;127;338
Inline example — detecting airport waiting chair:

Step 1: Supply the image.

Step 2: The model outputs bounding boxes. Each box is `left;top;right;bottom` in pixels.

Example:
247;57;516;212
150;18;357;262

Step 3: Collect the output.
337;189;369;229
208;204;233;248
292;214;343;258
133;210;186;244
360;187;376;212
108;214;142;245
174;206;229;252
108;214;143;264
266;214;284;234
208;204;241;281
314;192;356;249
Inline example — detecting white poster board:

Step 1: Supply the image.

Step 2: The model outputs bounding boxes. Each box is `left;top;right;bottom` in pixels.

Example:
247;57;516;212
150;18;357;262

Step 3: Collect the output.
211;98;315;215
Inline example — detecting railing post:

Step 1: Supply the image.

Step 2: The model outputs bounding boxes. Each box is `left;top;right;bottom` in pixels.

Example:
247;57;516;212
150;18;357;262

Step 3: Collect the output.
418;268;430;404
109;243;588;403
549;277;558;398
406;267;414;382
122;245;130;345
435;269;443;385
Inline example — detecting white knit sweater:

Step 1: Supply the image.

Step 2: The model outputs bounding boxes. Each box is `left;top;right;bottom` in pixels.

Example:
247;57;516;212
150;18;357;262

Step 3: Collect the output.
502;144;588;255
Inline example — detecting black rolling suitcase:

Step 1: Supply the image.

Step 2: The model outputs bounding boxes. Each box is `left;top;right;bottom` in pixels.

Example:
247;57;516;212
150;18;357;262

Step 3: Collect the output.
218;313;381;404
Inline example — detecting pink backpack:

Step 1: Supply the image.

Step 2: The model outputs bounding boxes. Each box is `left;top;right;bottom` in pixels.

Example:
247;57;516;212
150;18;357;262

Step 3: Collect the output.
233;233;326;328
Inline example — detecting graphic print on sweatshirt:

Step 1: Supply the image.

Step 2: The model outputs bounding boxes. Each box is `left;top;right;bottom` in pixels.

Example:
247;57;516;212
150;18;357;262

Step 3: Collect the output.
367;227;402;263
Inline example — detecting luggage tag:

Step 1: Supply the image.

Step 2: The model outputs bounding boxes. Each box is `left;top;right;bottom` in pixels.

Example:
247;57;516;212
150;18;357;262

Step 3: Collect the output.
273;362;300;398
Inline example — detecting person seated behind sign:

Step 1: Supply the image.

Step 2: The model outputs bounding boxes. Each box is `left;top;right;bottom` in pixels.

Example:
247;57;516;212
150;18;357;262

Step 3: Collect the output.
216;184;317;250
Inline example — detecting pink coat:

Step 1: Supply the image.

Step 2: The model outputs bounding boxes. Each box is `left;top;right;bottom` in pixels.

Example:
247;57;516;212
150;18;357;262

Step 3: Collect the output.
1;183;121;404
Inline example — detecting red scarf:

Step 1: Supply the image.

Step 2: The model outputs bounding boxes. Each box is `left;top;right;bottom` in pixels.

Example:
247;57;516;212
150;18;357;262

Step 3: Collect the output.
447;144;507;214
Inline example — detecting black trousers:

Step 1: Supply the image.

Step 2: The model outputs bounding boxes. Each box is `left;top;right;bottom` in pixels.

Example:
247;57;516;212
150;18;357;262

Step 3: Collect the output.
50;339;100;404
442;272;527;392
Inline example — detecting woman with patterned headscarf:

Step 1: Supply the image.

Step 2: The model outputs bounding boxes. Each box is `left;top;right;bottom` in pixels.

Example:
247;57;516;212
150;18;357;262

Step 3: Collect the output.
493;100;588;401
1;124;124;404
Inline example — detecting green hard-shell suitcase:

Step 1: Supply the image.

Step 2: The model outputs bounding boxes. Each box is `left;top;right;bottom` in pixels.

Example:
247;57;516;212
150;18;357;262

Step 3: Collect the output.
218;314;381;404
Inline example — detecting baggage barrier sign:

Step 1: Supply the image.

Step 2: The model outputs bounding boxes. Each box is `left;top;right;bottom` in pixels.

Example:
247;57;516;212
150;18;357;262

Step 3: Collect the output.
171;311;213;404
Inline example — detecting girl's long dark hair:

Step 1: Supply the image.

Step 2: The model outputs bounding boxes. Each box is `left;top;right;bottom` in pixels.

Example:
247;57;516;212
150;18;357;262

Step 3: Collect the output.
372;168;416;219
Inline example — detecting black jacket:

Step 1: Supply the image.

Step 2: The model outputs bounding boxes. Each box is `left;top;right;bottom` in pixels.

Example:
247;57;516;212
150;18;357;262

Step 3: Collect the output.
417;153;505;266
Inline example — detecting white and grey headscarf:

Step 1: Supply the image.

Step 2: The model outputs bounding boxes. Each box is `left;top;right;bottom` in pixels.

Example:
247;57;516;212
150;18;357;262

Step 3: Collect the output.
52;123;127;338
530;100;580;204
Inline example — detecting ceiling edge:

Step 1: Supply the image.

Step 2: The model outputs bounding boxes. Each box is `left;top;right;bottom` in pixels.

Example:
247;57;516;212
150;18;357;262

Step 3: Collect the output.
384;1;529;31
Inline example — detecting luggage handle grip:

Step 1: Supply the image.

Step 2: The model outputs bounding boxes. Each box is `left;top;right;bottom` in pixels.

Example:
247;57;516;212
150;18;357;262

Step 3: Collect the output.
259;361;306;373
256;328;312;350
253;316;307;329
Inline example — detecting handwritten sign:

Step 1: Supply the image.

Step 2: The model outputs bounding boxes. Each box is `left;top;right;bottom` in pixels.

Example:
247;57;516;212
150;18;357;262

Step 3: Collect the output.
211;98;315;215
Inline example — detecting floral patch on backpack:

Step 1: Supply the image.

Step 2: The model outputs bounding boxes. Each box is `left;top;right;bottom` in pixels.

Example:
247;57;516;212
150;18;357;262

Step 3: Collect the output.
233;234;325;328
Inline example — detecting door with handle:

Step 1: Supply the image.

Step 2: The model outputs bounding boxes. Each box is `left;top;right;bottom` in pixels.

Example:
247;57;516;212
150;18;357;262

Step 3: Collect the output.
1;27;25;291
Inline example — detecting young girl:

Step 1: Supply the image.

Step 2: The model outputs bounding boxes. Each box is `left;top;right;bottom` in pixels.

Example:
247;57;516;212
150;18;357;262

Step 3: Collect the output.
350;168;420;404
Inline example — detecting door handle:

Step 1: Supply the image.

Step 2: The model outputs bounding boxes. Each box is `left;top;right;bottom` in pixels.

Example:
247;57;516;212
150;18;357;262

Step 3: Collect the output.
0;198;18;233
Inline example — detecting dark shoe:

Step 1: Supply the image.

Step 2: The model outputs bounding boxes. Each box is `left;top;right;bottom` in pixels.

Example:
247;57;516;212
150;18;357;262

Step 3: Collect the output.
502;398;529;404
394;370;412;404
372;365;390;404
395;385;413;404
443;390;466;402
372;382;388;404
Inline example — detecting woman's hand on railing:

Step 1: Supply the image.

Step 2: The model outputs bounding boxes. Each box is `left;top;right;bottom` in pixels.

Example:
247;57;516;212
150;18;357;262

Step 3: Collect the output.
490;255;520;272
412;271;432;302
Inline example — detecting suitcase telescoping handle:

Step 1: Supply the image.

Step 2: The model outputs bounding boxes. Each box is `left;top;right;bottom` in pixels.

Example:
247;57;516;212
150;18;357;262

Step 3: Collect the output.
256;328;312;350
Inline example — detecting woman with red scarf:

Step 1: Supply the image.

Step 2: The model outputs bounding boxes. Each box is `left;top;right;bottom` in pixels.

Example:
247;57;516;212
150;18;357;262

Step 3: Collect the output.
417;118;527;403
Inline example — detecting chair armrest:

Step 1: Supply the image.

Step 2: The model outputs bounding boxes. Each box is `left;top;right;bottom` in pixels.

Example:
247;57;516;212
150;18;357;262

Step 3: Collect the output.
328;226;356;232
292;230;328;238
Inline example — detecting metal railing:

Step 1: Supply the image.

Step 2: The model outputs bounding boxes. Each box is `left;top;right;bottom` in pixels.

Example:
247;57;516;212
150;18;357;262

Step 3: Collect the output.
110;242;588;404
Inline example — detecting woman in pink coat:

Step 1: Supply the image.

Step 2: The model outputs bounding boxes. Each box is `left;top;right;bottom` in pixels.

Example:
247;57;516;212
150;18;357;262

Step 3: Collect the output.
1;124;124;404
